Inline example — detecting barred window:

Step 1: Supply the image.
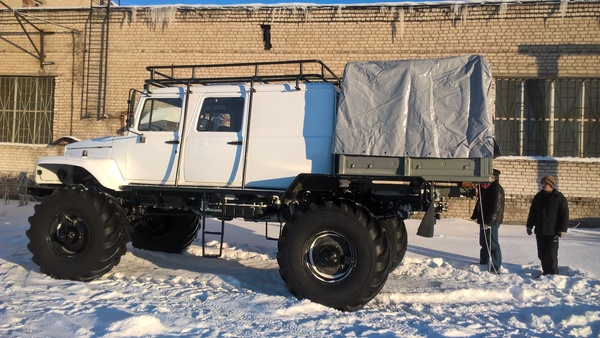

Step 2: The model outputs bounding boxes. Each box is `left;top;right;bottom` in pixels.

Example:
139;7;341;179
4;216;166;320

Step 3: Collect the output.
495;78;600;158
0;76;54;144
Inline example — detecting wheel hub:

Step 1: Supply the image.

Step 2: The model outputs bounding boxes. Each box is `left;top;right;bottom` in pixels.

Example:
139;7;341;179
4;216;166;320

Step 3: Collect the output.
305;231;357;283
49;214;88;256
318;246;340;266
57;224;80;242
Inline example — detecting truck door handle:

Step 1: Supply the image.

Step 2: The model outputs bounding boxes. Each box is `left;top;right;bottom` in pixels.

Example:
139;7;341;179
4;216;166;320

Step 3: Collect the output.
165;140;179;144
227;141;243;145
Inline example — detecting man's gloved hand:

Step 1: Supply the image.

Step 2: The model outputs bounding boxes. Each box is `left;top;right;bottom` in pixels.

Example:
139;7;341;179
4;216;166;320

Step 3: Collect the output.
559;231;568;237
526;227;533;236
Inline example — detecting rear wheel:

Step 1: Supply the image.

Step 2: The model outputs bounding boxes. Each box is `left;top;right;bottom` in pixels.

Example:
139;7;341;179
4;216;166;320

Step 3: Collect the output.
130;209;199;253
277;200;390;311
381;217;408;271
26;186;128;281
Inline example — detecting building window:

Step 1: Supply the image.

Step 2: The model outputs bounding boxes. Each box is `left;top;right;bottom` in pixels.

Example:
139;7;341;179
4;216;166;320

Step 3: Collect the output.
495;78;600;158
0;76;54;145
261;24;272;50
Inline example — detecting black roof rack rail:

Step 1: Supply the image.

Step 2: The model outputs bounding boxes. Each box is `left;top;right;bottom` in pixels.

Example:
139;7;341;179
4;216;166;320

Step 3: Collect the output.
144;59;341;90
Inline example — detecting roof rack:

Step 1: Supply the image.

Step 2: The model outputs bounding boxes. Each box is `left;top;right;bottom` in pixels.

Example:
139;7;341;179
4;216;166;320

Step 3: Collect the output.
145;59;341;90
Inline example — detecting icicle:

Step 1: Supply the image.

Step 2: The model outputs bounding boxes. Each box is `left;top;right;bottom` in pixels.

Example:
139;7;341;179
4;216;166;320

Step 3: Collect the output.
126;8;136;23
461;6;469;23
453;4;461;20
399;7;405;40
559;0;568;18
269;8;278;23
498;2;507;20
390;7;404;44
302;7;311;21
149;7;177;29
246;6;260;18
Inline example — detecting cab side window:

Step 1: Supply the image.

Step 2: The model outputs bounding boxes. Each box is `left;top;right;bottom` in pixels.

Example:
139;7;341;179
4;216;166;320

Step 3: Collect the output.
196;97;244;132
138;98;182;132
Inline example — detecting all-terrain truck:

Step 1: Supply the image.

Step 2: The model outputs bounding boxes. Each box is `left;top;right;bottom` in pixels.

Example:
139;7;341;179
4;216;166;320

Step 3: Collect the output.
24;56;496;311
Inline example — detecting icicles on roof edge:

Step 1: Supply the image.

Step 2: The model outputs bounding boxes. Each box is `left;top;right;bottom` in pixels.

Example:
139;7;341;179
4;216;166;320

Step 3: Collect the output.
149;7;176;30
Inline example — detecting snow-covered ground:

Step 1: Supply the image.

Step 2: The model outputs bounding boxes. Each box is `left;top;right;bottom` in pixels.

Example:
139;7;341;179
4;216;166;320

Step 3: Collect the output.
1;200;599;337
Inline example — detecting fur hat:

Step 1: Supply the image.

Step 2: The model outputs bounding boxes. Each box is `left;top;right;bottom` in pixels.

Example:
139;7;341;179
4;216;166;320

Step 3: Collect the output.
541;175;556;189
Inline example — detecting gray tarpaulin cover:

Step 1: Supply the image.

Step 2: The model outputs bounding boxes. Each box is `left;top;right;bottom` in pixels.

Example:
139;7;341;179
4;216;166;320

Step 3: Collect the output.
333;55;494;158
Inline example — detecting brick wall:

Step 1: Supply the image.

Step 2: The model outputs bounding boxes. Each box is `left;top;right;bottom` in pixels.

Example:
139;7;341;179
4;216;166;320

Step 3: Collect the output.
1;1;599;225
4;0;92;8
442;195;599;227
442;157;600;227
493;157;600;199
1;1;21;7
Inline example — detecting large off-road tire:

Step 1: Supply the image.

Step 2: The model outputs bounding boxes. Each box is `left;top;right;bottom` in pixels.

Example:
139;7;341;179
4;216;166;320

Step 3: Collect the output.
381;217;408;271
277;200;390;311
26;186;128;281
130;210;199;253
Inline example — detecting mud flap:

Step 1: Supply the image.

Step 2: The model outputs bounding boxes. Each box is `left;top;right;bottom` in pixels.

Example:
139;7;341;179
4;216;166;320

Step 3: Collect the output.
416;201;435;238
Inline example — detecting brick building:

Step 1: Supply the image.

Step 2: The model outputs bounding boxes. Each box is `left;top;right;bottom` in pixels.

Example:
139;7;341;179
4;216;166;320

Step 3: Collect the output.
1;0;599;225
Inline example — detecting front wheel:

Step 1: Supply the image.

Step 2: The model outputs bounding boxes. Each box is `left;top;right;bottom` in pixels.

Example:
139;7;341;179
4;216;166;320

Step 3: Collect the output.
277;200;390;311
26;186;128;281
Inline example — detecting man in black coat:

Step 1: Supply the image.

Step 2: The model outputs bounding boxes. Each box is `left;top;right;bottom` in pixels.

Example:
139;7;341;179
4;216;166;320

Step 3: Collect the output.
471;169;505;273
526;175;570;275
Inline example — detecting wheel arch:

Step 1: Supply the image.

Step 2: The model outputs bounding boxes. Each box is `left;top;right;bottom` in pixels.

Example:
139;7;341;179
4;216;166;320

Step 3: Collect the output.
35;157;127;191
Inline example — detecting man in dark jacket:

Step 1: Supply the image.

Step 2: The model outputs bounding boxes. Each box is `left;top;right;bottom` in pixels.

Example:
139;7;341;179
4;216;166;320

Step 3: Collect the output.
471;169;505;273
526;175;569;275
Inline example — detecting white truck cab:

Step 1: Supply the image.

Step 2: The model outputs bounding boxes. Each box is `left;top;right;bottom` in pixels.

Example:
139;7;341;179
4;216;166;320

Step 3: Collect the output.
125;82;337;189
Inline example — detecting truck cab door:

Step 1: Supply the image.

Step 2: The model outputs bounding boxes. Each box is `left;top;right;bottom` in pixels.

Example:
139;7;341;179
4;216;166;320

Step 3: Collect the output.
181;96;246;187
125;96;183;185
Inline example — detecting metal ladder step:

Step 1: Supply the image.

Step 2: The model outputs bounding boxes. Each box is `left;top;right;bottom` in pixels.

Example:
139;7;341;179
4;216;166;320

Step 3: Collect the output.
265;221;283;241
201;217;225;258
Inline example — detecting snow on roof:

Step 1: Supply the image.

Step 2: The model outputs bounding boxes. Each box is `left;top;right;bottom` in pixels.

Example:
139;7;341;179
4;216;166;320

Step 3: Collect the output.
116;0;572;9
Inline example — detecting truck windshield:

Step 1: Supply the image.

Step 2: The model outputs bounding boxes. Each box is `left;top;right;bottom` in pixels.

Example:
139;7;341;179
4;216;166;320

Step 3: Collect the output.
138;98;183;132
